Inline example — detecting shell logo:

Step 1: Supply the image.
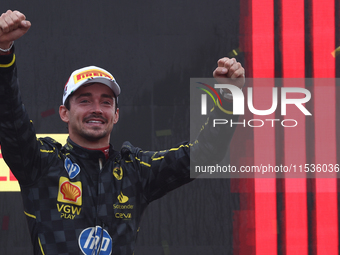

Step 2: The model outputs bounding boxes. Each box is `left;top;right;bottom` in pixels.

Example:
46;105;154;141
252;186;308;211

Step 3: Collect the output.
57;176;82;206
61;182;81;202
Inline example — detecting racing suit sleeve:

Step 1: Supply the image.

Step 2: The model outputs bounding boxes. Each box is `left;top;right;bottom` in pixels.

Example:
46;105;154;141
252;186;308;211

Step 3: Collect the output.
0;50;45;185
122;101;238;203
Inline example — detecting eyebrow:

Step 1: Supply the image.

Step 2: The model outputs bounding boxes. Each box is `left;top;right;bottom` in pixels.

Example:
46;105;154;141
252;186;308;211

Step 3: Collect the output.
75;93;92;100
75;93;114;100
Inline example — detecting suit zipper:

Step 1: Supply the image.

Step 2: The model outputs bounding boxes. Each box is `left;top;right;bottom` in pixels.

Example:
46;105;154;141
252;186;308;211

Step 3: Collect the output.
93;157;103;254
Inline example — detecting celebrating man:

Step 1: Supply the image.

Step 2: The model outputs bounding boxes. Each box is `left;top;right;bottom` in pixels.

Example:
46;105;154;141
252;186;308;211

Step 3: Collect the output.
0;10;244;255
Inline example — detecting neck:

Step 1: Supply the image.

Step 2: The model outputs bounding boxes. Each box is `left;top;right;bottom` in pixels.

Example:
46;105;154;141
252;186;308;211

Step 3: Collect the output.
68;134;110;149
83;145;110;160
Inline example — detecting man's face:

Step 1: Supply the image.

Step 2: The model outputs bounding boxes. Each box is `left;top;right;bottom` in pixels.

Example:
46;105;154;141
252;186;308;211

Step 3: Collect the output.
59;83;119;148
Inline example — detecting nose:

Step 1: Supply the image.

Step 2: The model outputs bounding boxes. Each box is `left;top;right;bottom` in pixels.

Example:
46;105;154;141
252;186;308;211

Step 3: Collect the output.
91;101;103;114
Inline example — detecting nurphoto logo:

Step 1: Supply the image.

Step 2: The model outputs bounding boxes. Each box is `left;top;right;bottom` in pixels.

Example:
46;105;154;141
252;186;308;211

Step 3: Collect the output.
196;80;312;128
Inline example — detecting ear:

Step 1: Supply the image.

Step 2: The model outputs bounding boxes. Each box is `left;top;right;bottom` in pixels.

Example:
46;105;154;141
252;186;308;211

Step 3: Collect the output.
59;105;70;123
113;108;119;124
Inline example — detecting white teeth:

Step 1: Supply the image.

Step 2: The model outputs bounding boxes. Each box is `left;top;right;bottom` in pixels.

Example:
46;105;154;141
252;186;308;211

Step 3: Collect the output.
88;121;103;124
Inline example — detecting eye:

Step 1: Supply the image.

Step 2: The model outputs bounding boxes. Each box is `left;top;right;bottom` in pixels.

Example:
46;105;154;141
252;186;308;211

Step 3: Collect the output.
102;100;113;105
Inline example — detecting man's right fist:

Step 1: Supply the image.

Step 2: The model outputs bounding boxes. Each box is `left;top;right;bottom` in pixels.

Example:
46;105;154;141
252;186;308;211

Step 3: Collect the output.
0;10;31;50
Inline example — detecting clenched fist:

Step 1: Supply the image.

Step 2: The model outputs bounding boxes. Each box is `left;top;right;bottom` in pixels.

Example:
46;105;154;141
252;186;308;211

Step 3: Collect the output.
0;10;31;50
213;57;245;90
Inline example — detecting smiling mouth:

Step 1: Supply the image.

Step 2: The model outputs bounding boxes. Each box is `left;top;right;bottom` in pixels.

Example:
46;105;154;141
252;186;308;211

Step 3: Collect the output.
86;120;105;124
84;115;107;124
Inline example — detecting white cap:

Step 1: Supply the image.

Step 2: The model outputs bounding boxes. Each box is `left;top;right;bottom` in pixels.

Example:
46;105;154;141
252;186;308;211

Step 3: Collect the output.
62;66;121;105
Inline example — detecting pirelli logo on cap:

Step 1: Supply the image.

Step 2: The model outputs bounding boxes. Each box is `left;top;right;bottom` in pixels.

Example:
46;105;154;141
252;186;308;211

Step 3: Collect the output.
57;176;82;206
73;69;113;84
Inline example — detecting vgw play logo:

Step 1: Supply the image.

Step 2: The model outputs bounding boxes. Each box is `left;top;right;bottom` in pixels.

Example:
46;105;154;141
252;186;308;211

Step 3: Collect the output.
197;82;312;128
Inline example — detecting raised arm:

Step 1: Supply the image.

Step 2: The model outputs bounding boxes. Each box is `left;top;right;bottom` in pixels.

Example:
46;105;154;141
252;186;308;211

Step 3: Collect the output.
0;10;31;53
134;58;245;202
0;10;43;185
